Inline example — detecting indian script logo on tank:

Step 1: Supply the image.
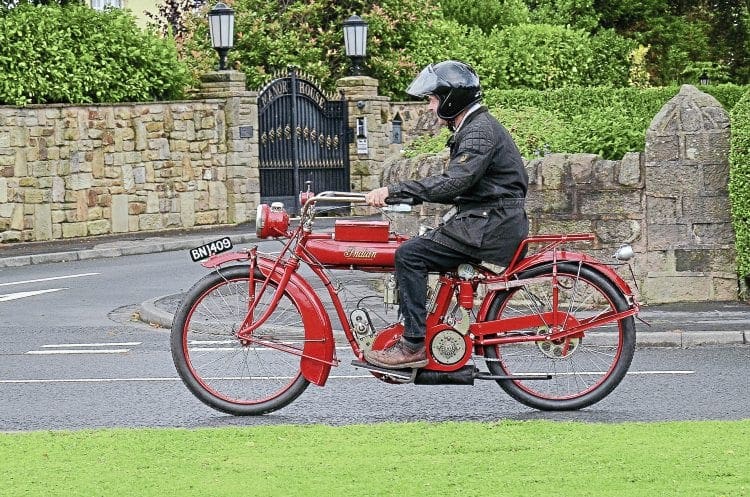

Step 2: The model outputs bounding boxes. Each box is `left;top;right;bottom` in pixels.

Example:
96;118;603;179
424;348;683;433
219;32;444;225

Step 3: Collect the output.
344;247;377;259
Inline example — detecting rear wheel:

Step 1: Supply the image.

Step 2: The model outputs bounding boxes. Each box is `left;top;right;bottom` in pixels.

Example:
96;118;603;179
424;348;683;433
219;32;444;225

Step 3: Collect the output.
171;265;309;415
482;262;636;410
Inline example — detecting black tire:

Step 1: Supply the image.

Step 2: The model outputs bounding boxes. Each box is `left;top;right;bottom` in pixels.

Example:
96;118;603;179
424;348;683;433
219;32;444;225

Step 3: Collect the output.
171;265;310;415
482;262;636;410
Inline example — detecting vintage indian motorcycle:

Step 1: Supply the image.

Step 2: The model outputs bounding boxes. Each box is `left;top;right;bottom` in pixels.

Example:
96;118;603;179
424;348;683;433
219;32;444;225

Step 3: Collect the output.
170;191;640;415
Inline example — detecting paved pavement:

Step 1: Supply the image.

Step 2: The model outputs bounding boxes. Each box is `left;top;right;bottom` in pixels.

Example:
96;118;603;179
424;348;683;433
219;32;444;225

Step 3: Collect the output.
1;221;749;348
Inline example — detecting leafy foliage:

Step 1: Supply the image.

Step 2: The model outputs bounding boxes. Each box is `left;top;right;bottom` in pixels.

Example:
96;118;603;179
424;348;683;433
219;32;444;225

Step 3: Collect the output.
471;24;602;90
492;106;575;157
0;0;81;8
526;0;600;31
439;0;530;33
400;127;451;158
0;4;190;105
594;0;749;85
175;1;638;98
730;88;750;289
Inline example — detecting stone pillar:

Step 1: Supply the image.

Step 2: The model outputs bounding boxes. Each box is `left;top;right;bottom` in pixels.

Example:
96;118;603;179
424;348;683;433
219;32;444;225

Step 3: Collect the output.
199;71;258;224
336;76;391;193
198;70;248;98
642;84;736;302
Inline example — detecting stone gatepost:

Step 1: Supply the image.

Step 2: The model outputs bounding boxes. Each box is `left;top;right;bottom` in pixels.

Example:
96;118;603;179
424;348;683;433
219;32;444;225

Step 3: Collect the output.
199;71;259;223
642;84;737;302
336;76;392;193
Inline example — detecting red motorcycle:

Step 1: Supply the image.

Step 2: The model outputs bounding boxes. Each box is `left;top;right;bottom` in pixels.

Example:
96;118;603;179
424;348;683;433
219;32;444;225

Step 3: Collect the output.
171;191;640;415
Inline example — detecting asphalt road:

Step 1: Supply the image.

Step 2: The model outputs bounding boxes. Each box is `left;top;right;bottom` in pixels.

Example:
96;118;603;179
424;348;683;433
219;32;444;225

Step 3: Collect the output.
1;243;749;431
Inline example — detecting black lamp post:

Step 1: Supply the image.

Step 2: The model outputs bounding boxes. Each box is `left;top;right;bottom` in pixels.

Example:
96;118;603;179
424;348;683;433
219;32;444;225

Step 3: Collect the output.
343;14;368;76
208;2;235;71
699;71;710;85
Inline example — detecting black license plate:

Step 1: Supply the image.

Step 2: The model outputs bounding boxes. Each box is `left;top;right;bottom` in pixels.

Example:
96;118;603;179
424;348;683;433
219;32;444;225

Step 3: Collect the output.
189;237;233;262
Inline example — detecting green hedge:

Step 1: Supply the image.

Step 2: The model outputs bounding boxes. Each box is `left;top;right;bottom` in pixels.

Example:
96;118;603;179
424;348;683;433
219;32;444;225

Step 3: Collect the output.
0;4;190;105
730;89;750;292
406;84;747;160
481;84;748;159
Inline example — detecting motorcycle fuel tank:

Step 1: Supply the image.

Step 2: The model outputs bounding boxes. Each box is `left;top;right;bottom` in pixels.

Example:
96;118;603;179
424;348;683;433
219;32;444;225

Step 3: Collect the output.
305;220;407;268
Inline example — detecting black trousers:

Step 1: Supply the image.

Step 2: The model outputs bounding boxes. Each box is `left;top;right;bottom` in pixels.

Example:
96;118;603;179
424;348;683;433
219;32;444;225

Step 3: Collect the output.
395;236;477;340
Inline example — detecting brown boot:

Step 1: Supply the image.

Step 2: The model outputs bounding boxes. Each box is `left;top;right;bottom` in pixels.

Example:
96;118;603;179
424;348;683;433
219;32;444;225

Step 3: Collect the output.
364;339;428;369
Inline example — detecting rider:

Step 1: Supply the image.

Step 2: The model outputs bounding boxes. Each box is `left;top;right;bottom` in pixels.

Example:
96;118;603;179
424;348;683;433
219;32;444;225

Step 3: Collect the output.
364;60;529;369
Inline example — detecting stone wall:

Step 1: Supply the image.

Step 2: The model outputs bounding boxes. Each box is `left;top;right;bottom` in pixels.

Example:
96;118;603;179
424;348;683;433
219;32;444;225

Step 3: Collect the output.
0;70;258;243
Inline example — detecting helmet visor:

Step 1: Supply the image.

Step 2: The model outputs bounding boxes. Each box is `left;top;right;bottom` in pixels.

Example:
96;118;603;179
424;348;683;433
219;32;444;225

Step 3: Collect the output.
405;64;439;98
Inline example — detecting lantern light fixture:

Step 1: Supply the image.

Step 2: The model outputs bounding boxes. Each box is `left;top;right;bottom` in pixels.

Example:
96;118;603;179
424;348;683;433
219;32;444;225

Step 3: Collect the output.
208;2;235;71
343;14;368;76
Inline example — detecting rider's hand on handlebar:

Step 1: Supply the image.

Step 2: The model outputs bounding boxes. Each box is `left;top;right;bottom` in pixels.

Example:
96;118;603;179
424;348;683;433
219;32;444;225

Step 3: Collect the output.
365;186;390;207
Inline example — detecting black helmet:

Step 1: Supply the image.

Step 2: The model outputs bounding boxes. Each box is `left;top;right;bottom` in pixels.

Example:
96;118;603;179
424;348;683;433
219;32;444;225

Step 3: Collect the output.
406;60;482;120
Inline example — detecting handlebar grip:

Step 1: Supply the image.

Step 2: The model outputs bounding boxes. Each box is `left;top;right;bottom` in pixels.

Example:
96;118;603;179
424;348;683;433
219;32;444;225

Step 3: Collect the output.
385;196;415;205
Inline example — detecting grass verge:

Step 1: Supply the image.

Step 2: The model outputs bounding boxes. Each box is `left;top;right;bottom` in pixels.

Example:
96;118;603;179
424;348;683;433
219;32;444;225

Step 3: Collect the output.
1;420;748;496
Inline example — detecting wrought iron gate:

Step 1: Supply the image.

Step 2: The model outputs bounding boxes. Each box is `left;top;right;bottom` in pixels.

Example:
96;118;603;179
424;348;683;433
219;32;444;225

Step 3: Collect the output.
257;68;350;213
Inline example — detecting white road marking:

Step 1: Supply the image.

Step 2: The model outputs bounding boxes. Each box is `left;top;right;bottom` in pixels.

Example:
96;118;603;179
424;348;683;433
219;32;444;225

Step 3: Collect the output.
0;273;99;287
26;350;131;355
188;345;353;352
626;370;695;375
0;288;65;302
41;342;142;348
524;370;696;377
0;377;181;384
26;342;141;355
0;370;695;385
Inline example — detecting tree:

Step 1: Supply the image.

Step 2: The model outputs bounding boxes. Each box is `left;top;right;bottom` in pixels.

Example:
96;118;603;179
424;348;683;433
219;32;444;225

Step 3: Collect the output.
592;0;749;84
0;3;190;104
1;0;81;8
708;0;749;82
146;0;205;39
439;0;530;33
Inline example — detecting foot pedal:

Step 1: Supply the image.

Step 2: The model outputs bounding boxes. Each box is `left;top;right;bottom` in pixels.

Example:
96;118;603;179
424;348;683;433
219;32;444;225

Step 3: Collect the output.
351;360;416;381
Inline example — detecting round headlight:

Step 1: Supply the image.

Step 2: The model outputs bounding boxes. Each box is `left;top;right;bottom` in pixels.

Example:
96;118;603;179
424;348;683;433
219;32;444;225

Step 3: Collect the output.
255;203;290;239
255;204;269;238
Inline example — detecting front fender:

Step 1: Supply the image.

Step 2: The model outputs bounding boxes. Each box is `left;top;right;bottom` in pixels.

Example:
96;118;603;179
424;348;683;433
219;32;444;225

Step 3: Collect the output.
202;250;335;387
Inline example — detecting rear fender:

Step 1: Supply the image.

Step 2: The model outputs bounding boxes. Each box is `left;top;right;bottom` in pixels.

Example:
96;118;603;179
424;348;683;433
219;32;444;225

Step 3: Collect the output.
202;251;335;387
479;251;637;319
509;250;634;295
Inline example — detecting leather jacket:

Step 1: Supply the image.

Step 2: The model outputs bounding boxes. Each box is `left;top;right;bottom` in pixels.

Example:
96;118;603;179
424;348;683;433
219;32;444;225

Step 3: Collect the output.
388;106;529;264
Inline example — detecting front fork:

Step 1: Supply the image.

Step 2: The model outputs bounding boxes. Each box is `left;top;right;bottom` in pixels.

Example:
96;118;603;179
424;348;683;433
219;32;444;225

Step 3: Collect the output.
203;246;337;385
236;247;300;342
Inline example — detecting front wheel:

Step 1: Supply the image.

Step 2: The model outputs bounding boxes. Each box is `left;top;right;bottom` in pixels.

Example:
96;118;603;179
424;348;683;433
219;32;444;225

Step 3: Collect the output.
171;265;310;415
482;262;636;410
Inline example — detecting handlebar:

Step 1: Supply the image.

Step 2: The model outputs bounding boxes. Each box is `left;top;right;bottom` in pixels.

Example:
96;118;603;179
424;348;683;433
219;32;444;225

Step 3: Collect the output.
299;191;415;220
299;191;367;220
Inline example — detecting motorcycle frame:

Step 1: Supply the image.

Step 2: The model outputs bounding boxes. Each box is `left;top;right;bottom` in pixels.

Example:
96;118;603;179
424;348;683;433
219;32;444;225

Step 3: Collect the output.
200;193;640;387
